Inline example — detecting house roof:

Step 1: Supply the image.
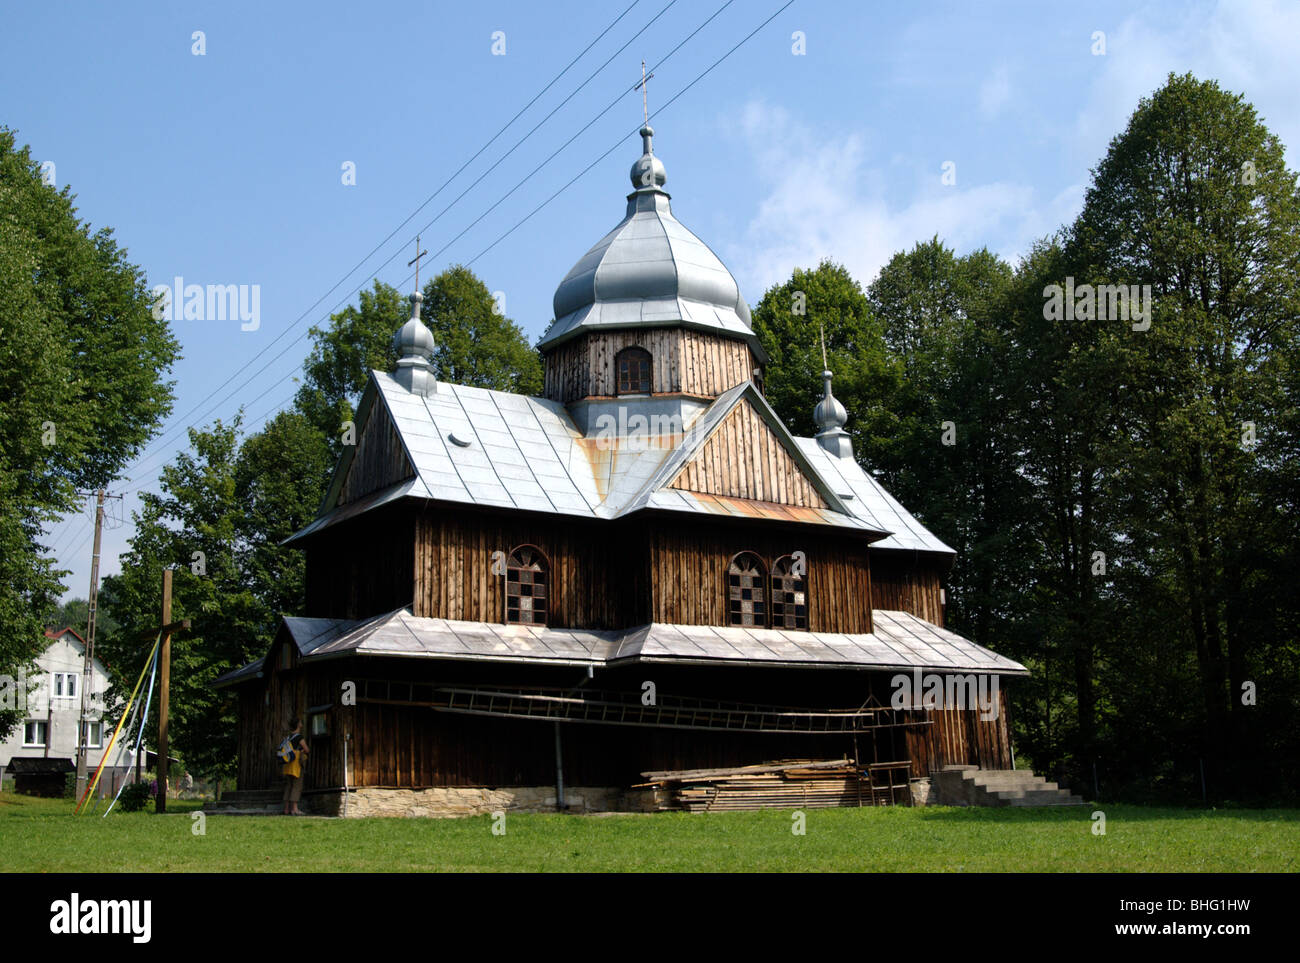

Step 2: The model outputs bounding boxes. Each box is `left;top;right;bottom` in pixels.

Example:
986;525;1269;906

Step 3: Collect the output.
5;757;75;774
212;607;1027;686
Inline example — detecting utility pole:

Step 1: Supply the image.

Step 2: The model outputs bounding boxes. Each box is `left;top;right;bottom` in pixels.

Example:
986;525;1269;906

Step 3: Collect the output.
74;490;105;801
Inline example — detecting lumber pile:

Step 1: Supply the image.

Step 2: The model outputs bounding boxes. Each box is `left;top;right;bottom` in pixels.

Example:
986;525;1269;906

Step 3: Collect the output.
639;759;910;812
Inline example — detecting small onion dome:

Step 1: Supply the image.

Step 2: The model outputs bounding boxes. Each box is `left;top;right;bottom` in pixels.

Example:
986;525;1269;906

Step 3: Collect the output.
814;370;848;431
629;125;667;191
393;291;434;361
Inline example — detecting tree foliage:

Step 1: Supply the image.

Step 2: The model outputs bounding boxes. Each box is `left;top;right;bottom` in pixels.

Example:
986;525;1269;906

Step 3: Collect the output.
753;75;1300;801
0;128;177;738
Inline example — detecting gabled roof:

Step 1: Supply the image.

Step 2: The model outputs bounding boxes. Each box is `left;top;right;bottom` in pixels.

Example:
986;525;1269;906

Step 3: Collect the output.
213;607;1027;684
288;373;908;543
37;626;113;678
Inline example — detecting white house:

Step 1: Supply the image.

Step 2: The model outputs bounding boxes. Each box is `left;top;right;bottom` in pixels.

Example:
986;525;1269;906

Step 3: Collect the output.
0;627;117;793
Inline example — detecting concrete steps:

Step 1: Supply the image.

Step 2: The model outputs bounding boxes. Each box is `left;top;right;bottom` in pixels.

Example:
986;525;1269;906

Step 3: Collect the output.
932;766;1084;807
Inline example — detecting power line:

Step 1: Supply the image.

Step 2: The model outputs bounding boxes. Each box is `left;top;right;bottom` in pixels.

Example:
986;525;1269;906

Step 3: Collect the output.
426;0;735;268
107;0;650;492
115;0;792;499
469;0;796;266
114;2;699;495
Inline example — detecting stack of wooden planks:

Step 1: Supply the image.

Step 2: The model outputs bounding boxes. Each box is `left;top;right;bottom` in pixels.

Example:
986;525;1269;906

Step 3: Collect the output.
639;759;911;812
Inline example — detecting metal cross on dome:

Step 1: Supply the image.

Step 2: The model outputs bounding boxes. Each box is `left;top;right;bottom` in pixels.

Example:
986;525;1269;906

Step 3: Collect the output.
408;234;428;289
634;59;654;126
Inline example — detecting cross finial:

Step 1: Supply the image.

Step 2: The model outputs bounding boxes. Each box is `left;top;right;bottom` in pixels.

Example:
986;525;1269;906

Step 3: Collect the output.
407;234;429;289
820;322;829;370
636;60;654;126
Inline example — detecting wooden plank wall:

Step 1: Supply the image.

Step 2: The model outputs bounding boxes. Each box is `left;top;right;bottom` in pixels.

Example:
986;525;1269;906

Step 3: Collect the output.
338;400;414;506
904;689;1013;776
669;401;827;507
650;523;873;633
869;550;947;626
543;329;753;403
235;659;1016;791
304;506;416;619
413;509;649;629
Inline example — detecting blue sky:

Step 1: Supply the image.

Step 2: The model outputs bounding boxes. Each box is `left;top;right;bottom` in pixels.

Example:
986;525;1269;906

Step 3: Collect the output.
3;0;1297;602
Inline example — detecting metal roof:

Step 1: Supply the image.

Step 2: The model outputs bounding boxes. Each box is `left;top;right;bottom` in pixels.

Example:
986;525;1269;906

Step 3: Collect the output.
797;439;955;555
216;608;1026;681
290;373;907;542
538;128;763;361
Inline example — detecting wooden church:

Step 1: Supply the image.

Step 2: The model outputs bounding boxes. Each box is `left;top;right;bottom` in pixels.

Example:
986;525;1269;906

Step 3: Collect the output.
214;124;1036;816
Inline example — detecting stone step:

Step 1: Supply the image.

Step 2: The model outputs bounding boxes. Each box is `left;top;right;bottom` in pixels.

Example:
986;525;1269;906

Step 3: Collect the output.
930;768;1083;807
971;776;1063;792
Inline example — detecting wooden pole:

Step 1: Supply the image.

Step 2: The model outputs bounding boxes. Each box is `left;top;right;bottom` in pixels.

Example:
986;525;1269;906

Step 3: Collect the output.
157;568;172;813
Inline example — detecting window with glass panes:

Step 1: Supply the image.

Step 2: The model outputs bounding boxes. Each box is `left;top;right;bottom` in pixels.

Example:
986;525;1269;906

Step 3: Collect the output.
615;347;652;394
771;555;809;629
727;552;767;627
505;545;549;626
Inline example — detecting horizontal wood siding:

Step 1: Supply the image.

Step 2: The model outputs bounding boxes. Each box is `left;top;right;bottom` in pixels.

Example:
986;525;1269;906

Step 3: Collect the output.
669;400;827;508
543;330;753;403
869;550;947;626
650;522;872;633
338;400;414;506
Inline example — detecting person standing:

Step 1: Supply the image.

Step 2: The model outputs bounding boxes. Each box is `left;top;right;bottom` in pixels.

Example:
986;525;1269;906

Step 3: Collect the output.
278;717;309;815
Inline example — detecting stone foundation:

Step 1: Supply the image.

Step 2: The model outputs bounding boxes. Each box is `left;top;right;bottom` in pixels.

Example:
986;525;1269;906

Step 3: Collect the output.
308;785;659;818
909;778;932;806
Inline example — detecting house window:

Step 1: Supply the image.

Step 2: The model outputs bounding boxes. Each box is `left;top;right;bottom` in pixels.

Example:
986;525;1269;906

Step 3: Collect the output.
771;555;809;630
505;545;549;626
615;346;652;395
54;672;78;699
727;552;767;627
84;721;103;748
23;721;48;748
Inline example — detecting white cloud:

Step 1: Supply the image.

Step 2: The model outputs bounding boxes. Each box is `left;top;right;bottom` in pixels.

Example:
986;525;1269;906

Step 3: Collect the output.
726;0;1300;299
725;102;1042;295
1075;0;1300;166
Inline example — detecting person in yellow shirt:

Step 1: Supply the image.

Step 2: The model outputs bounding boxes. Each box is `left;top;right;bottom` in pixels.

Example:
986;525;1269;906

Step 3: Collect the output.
279;717;309;815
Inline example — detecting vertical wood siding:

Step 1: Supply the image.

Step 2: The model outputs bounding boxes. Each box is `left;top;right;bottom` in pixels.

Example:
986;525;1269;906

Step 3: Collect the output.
868;550;948;626
412;509;649;629
649;523;873;633
668;400;827;507
543;330;753;403
338;401;414;506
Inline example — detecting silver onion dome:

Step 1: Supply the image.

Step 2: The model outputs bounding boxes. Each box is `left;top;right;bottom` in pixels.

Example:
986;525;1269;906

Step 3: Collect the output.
393;291;434;361
393;290;436;395
813;370;848;430
540;123;763;362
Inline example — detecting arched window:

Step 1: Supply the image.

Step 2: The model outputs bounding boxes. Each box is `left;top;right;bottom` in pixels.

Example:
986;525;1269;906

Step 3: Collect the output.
615;346;652;395
727;552;767;627
771;555;809;630
505;545;549;626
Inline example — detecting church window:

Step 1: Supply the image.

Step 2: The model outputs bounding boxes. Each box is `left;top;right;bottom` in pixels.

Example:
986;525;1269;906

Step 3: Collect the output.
506;545;549;626
771;555;809;630
615;346;652;395
727;552;767;627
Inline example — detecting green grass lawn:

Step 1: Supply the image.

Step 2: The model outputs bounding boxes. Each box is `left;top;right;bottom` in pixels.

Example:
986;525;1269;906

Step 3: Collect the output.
0;792;1294;872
